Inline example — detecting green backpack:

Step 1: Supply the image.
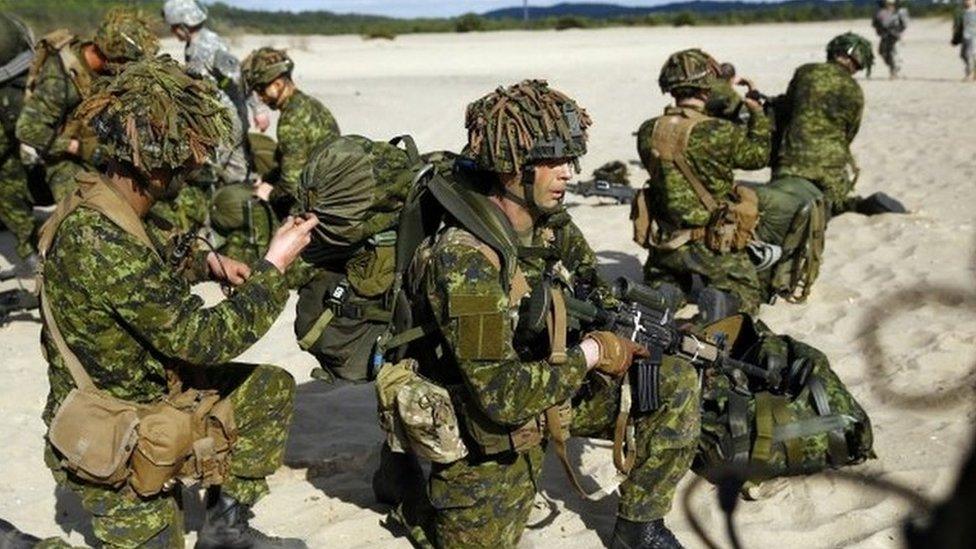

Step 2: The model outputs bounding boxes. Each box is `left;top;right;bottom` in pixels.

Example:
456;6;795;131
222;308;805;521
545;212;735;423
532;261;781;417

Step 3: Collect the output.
694;314;874;483
293;135;430;382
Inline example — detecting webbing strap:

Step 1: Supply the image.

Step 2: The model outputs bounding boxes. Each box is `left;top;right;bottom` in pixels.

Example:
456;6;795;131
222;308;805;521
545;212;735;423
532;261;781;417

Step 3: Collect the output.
545;406;624;501
612;380;637;475
297;309;334;351
769;396;803;466
751;392;775;464
545;287;568;365
650;109;718;212
39;283;95;391
773;415;856;445
727;392;751;465
809;377;851;466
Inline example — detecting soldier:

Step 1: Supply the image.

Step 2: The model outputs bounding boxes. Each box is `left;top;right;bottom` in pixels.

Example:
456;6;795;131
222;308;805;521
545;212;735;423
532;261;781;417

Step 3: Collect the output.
953;0;976;81
873;0;909;79
36;56;314;548
15;7;159;203
162;0;270;187
634;49;770;315
0;13;38;274
395;80;699;548
772;33;903;216
243;47;340;212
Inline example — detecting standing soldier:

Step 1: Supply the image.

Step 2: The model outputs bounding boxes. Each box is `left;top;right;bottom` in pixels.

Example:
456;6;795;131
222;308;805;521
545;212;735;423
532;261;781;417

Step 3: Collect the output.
37;56;312;549
15;7;159;203
634;49;770;315
0;13;38;274
391;80;700;548
773;33;903;216
873;0;909;79
243;47;340;213
953;0;976;81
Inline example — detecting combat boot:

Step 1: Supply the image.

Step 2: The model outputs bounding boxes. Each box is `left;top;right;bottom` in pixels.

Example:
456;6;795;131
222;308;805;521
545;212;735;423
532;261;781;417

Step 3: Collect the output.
195;488;306;549
0;518;40;548
371;442;425;506
853;192;907;215
610;517;684;549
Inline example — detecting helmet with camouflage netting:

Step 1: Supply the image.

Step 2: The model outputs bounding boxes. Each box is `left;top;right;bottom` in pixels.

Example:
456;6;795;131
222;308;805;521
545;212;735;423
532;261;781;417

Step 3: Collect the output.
92;7;160;68
162;0;209;27
74;55;231;175
658;48;721;94
241;47;294;92
464;79;591;174
826;32;874;73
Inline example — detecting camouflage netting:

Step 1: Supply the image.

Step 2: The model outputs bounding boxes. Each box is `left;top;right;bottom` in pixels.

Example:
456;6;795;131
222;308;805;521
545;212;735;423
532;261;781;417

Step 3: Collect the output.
658;48;721;93
464;79;591;173
75;55;231;173
827;32;875;73
241;47;294;91
93;7;160;67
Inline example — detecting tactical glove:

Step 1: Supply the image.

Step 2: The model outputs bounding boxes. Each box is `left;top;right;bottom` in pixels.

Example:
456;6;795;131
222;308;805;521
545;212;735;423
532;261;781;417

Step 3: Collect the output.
584;331;649;377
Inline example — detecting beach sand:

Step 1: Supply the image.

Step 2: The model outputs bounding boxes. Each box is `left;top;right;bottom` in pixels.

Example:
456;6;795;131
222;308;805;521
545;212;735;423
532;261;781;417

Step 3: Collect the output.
1;17;974;548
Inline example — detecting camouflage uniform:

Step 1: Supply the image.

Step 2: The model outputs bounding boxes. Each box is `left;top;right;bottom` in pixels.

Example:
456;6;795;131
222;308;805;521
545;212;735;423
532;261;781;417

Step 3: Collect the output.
954;6;976;79
38;57;296;548
0;14;37;258
415;200;700;548
15;8;158;202
636;103;770;314
873;4;908;78
773;59;865;214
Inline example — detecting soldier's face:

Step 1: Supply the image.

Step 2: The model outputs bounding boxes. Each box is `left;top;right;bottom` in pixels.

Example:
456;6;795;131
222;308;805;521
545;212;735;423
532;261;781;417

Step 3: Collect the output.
531;158;574;210
257;79;285;109
170;25;190;42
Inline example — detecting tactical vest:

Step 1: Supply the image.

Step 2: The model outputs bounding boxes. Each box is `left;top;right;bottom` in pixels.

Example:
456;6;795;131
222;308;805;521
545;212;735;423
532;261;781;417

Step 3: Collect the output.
26;30;93;99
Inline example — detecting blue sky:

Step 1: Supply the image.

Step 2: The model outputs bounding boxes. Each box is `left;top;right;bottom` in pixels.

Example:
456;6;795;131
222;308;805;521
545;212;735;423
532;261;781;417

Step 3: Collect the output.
207;1;694;18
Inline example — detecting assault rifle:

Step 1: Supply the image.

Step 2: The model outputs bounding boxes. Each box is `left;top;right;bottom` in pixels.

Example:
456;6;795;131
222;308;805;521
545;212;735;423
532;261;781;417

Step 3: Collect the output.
566;277;779;413
566;180;636;204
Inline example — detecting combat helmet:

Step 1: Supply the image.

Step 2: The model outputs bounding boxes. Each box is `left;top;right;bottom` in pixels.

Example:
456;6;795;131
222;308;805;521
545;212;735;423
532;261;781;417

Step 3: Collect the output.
75;55;231;179
162;0;208;28
465;79;590;175
241;47;294;92
92;7;160;68
826;32;874;73
658;48;720;94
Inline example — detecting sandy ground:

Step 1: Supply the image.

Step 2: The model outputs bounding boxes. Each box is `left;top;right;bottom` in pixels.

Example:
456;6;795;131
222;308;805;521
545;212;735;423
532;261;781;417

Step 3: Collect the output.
2;17;975;549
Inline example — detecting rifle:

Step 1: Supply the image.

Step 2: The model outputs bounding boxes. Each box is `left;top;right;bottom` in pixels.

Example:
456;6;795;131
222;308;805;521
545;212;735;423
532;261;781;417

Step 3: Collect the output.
566;180;636;204
567;277;780;413
0;286;38;325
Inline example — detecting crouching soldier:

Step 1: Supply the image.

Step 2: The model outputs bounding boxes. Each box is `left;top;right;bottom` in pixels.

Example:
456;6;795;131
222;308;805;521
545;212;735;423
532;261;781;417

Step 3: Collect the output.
382;80;700;548
36;56;314;548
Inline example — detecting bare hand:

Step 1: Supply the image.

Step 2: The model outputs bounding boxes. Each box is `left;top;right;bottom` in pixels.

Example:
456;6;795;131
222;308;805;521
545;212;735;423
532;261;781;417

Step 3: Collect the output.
264;215;318;273
207;252;252;285
253;112;271;133
253;181;274;202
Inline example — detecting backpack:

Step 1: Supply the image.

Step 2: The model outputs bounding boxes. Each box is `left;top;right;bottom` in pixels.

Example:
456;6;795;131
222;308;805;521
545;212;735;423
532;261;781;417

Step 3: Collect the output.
694;314;874;483
293;135;431;381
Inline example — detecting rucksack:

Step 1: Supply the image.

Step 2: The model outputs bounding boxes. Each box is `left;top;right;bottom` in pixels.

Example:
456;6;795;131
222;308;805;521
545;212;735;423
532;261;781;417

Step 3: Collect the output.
694;314;874;483
293;135;431;381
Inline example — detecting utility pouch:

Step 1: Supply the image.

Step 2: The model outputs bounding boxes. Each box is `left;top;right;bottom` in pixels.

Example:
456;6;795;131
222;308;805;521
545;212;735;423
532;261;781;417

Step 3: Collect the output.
630;187;654;249
704;186;759;253
458;400;544;456
375;359;469;463
48;388;139;488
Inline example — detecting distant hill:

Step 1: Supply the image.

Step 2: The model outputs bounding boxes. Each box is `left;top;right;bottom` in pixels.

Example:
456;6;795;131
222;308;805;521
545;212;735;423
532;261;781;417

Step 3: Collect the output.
484;0;880;19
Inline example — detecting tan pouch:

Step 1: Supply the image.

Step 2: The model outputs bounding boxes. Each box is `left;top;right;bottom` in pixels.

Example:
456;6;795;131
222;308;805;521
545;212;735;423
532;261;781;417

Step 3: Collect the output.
705;186;759;253
178;391;236;488
630;187;654;249
48;388;139;488
129;400;194;497
375;359;417;453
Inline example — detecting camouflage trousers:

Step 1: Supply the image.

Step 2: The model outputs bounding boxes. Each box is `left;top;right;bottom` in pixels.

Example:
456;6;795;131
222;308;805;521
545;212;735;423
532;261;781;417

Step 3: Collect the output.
428;355;700;548
879;35;902;76
41;363;295;548
643;241;763;315
0;151;36;258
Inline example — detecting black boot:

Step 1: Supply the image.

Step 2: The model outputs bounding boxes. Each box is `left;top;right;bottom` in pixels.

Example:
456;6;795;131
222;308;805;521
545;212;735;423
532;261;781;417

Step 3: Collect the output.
371;442;425;506
854;192;908;215
610;517;684;549
195;488;306;549
0;518;40;548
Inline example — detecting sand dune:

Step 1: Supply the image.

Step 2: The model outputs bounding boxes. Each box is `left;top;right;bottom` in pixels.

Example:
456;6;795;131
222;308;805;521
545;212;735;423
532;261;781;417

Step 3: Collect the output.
2;18;975;548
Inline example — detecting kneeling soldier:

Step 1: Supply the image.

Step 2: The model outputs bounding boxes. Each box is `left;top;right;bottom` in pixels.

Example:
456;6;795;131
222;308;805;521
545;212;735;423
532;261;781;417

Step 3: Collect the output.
37;56;315;548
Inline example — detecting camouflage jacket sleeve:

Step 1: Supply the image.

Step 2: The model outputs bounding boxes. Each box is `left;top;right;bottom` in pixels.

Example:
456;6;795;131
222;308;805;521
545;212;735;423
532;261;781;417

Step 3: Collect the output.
727;103;771;169
274;92;340;200
15;54;80;157
428;232;589;426
74;215;288;365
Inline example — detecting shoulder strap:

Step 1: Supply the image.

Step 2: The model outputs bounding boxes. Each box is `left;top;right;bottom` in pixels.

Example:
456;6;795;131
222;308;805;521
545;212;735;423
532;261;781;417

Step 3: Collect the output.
56;43;92;97
650;108;718;212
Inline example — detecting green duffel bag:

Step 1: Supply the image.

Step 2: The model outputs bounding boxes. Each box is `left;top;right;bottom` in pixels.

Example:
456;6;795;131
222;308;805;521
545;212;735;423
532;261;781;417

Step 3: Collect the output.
746;176;827;303
694;314;874;484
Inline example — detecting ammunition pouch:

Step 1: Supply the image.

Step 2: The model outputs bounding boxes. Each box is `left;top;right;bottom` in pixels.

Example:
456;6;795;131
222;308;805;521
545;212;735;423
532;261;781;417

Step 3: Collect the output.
703;185;759;253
